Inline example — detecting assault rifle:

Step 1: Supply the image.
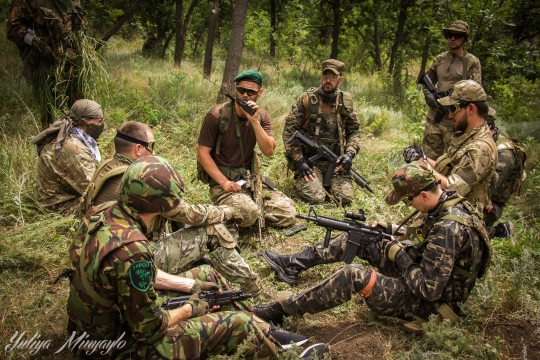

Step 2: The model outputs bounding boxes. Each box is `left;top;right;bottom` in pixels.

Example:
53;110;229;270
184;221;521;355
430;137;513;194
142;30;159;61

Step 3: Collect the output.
418;73;452;123
288;131;374;194
296;208;393;264
246;149;266;246
200;72;257;116
162;289;252;310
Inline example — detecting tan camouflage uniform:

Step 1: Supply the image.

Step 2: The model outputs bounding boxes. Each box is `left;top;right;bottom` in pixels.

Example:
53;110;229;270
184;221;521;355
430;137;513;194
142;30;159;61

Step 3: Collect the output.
283;69;361;205
66;156;278;359
80;152;266;298
422;21;482;159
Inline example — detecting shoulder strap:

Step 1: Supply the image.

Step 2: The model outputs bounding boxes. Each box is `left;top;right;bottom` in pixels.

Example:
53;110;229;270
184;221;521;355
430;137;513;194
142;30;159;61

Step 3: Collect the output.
215;101;233;156
463;52;468;80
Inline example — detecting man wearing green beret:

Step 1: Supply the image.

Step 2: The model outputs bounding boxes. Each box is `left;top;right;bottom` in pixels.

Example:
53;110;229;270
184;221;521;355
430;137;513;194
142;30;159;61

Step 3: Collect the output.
421;20;482;160
254;163;490;334
197;69;296;229
282;59;361;205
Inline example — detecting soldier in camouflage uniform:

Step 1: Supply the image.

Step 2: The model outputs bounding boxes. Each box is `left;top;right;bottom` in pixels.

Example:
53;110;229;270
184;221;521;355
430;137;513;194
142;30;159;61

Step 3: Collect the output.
66;156;313;359
422;20;482;159
198;70;296;229
8;0;88;127
31;99;104;214
483;108;526;238
406;80;497;218
283;59;361;205
254;164;490;329
79;122;273;299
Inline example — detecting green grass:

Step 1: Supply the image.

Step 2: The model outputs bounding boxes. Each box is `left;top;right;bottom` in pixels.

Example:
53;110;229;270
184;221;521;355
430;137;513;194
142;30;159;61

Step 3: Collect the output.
1;31;540;359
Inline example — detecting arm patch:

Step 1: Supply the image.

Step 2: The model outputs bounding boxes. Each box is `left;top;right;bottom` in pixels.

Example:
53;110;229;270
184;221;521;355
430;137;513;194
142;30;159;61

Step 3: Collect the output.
129;260;154;292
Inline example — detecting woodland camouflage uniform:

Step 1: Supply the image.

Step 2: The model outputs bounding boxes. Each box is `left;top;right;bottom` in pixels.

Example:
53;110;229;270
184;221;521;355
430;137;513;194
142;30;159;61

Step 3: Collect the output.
7;0;87;126
258;164;490;322
66;156;278;359
79;152;267;298
283;60;361;205
422;20;482;159
434;80;498;217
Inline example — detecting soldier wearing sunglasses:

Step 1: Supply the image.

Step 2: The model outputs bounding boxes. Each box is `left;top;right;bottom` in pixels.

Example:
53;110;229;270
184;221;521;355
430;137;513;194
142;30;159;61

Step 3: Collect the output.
421;20;482;160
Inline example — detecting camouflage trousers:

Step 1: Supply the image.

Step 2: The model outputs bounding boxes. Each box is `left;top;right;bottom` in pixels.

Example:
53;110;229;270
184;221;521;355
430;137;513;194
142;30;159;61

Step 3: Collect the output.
279;233;442;320
209;184;296;228
117;266;277;360
295;161;353;205
422;118;454;160
151;225;263;297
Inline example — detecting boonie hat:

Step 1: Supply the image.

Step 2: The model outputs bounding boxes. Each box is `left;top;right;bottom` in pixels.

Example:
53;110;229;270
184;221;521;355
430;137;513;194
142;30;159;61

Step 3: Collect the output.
322;59;345;75
438;79;487;106
385;164;436;205
443;20;469;35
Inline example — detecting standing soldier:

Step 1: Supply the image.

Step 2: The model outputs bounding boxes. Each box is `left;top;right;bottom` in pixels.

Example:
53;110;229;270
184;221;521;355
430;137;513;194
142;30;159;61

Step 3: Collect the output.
484;108;526;238
197;70;296;228
283;59;361;205
422;20;482;159
7;0;99;127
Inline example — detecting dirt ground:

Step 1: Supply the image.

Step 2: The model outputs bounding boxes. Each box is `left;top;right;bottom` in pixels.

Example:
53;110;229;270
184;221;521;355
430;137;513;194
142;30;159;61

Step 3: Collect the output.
484;319;540;360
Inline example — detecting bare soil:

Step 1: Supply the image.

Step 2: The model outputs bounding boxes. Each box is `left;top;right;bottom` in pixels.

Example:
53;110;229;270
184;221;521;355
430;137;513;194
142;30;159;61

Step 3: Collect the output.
484;319;540;359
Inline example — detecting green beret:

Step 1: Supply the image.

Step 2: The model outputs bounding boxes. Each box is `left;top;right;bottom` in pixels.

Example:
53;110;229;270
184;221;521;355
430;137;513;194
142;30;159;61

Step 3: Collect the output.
233;70;263;85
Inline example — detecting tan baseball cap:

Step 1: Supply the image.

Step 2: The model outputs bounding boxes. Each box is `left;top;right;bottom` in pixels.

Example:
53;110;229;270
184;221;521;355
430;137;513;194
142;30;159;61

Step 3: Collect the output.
438;80;487;106
322;59;345;74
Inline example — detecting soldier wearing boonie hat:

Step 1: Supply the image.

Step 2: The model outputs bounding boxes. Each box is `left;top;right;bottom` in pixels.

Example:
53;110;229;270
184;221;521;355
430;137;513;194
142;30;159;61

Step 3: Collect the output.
253;162;490;334
420;19;482;160
282;59;361;206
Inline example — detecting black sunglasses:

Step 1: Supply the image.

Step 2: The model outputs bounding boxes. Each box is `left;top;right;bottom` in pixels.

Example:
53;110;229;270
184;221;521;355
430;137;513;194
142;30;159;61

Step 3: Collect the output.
445;32;465;40
236;86;260;96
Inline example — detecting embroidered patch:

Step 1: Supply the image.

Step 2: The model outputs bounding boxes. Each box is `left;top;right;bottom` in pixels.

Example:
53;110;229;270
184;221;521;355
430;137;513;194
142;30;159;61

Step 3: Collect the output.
129;260;154;292
415;228;425;242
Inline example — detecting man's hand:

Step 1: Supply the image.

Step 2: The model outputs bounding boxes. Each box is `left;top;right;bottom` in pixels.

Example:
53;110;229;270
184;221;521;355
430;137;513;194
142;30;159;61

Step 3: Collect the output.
221;180;242;193
296;159;316;181
244;100;260;124
336;151;354;172
403;143;426;163
424;92;438;108
186;294;210;318
189;279;221;294
35;39;56;62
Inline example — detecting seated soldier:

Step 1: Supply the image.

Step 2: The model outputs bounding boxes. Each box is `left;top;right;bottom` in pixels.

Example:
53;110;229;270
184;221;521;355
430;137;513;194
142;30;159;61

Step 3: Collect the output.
66;156;319;359
255;164;490;333
80;121;281;300
31;99;105;214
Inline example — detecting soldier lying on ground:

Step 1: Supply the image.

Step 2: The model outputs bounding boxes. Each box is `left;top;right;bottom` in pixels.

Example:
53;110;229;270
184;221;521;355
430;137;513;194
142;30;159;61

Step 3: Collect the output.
255;163;490;333
79;121;284;300
66;156;326;359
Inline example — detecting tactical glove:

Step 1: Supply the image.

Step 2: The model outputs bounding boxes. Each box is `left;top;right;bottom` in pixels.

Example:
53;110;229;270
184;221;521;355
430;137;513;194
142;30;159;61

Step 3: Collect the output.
186;293;210;318
337;151;355;171
424;92;439;108
295;159;314;178
403;143;426;163
36;39;56;62
189;279;221;294
384;240;405;262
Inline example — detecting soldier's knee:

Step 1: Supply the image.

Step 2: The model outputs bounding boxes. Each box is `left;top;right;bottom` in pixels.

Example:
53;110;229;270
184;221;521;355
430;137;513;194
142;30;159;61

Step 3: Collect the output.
237;204;259;227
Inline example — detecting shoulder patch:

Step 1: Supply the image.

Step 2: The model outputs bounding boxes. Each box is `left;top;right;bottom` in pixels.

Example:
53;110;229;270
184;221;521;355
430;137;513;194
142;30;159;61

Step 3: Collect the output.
129;260;154;292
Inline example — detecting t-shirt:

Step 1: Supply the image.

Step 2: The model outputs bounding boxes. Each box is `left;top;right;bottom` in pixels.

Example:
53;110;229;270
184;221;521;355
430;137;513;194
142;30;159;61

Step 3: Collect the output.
198;102;273;168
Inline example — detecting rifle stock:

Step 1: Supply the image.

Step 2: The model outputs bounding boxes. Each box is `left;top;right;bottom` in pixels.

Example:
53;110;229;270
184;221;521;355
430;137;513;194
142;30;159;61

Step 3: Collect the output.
162;289;252;310
418;73;448;123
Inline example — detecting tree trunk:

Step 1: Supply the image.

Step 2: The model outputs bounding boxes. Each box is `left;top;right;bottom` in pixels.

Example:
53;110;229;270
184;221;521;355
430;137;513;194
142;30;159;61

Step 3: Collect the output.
96;0;144;50
418;33;431;79
203;0;221;76
219;0;249;101
330;0;340;59
373;12;382;71
388;0;411;74
174;0;184;66
270;0;276;57
175;0;201;67
162;31;174;58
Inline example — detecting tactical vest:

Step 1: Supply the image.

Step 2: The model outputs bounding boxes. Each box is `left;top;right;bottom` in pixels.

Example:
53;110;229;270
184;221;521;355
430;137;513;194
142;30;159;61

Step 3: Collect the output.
494;137;527;200
68;202;149;326
197;100;257;185
299;88;354;156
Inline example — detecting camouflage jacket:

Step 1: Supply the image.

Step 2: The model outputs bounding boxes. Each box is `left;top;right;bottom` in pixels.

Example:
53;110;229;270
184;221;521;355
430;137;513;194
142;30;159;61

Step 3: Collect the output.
7;0;85;63
423;51;482;127
435;123;497;217
283;88;361;162
393;191;489;307
490;134;525;204
67;202;170;355
35;134;96;214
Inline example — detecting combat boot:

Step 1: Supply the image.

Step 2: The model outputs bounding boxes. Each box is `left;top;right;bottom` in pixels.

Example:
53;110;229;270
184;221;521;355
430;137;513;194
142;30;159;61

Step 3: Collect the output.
299;343;331;359
262;247;323;286
267;323;308;349
252;301;287;325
